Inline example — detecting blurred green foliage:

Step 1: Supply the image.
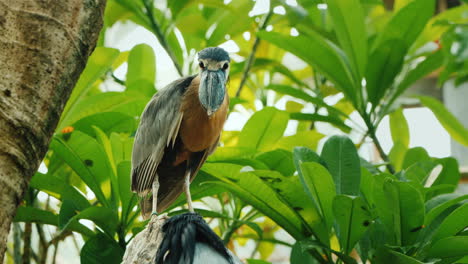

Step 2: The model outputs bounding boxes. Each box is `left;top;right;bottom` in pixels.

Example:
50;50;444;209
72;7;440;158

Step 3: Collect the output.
7;0;468;263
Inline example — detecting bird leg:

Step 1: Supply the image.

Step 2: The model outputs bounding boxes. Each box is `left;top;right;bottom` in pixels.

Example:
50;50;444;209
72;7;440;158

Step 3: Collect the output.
152;175;159;217
184;170;194;213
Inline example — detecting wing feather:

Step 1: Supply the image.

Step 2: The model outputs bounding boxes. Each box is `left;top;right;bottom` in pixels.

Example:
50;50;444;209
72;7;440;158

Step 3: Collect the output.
131;76;195;196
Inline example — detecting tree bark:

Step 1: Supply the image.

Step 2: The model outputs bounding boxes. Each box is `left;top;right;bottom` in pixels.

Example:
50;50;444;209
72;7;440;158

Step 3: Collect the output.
0;0;105;261
122;215;167;264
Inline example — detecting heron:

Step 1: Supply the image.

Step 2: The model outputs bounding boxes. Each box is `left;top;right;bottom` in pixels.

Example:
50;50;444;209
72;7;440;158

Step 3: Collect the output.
131;47;230;218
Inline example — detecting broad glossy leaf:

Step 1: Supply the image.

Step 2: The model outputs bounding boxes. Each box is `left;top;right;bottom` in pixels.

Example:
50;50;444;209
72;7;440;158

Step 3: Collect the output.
275;131;324;152
333;195;372;254
413;5;468;51
60;91;148;127
383;181;425;245
60;47;120;130
293;147;322;168
419;96;468;146
73;112;137;136
253;170;324;240
389;108;410;148
428;236;468;259
14;206;94;237
388;250;425;264
289;113;351;133
432;203;468;241
126;44;156;97
256;149;295;177
321;136;361;195
50;132;113;207
373;0;435;50
326;0;368;81
402;147;431;169
202;163;305;239
80;233;124;264
238;107;289;152
259;31;357;104
30;173;90;210
389;141;408;172
299;162;336;236
61;205;119;236
430;157;460;195
366;39;406;106
394;50;443;101
425;194;468;226
266;84;346;118
290;242;318;264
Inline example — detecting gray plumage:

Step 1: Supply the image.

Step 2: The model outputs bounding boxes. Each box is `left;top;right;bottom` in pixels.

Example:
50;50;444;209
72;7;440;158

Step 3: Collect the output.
198;47;230;62
131;76;195;214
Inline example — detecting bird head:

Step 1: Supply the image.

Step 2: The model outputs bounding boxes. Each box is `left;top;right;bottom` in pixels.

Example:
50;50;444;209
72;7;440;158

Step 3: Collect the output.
197;47;230;117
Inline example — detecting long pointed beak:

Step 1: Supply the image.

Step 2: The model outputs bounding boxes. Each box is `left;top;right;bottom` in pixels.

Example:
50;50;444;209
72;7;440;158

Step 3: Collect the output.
199;70;226;117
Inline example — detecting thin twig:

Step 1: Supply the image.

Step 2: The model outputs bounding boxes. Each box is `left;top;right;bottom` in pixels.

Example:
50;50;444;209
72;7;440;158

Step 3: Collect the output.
142;0;183;76
235;10;273;97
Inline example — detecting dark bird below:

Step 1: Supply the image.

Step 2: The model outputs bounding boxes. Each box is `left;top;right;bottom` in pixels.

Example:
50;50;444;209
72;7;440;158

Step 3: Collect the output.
155;213;242;264
131;47;230;218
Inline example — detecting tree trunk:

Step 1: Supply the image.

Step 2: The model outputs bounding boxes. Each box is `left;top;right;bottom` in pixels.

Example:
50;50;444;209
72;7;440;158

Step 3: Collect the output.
0;0;105;261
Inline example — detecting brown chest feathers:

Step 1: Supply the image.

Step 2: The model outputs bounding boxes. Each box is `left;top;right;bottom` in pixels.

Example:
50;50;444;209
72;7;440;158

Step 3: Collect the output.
179;76;228;153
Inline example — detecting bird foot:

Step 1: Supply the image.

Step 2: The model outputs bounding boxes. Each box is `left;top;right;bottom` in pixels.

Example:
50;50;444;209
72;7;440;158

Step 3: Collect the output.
150;212;168;222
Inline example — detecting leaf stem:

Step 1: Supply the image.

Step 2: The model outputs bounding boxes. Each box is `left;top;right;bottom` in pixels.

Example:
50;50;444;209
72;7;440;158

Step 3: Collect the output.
235;10;273;97
362;114;396;174
142;0;183;76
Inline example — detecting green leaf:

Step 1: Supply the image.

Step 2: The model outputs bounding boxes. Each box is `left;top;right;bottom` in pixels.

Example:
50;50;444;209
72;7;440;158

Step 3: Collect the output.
373;0;435;50
60;91;148;127
428;236;468;259
333;195;372;254
321;136;361;195
388;250;425;264
238;107;289;152
425;194;468;226
326;0;368;81
256;149;295;177
402;147;431;169
266;84;346;118
14;206;94;237
389;141;408;172
290;242;318;264
289;113;351;133
30;173;90;210
432;203;468;241
389;108;410;148
293;147;322;168
126;44;156;96
50;131;113;207
73;112;137;136
258;31;357;104
394;50;443;100
383;181;425;245
61;205;119;236
430;157;460;194
299;162;336;237
80;233;124;264
419;95;468;146
60;47;120;129
202;163;305;239
413;5;468;52
366;39;407;106
275;131;324;152
253;170;324;238
117;161;138;224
